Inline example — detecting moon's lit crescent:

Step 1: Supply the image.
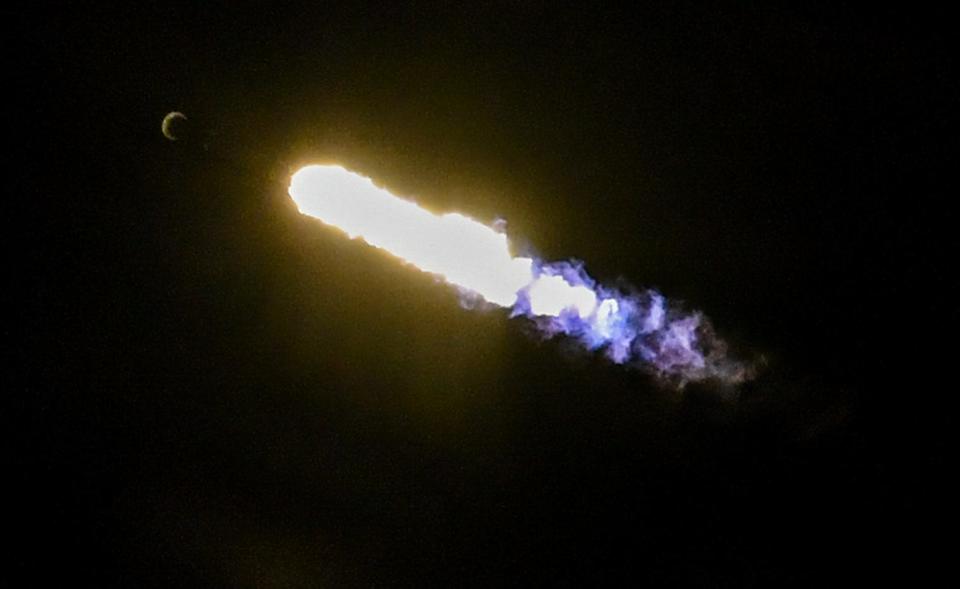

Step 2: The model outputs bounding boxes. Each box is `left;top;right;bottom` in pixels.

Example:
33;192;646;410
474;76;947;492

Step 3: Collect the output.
161;111;187;140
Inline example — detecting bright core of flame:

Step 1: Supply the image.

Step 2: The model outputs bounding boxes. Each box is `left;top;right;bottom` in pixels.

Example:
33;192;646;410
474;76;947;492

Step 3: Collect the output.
288;165;597;316
290;165;531;306
527;275;597;319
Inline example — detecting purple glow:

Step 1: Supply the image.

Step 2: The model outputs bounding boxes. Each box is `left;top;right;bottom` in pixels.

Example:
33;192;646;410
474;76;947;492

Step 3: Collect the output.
509;260;747;386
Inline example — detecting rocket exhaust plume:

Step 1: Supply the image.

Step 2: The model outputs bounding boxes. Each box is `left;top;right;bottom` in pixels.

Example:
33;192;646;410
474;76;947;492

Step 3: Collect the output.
289;164;748;386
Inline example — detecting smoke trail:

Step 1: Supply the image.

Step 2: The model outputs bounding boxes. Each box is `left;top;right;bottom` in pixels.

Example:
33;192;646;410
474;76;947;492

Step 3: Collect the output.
289;165;749;386
511;260;748;386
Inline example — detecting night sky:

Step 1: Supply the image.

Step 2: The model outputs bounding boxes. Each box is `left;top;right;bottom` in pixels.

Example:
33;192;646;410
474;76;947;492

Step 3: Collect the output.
11;2;953;586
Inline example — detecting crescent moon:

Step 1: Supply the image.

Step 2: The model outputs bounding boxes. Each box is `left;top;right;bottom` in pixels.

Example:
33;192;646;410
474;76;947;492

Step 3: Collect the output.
161;111;187;141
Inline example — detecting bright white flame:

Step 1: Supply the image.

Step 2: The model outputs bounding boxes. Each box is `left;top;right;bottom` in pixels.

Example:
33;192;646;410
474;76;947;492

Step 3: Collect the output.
527;275;597;318
290;165;534;307
290;164;625;320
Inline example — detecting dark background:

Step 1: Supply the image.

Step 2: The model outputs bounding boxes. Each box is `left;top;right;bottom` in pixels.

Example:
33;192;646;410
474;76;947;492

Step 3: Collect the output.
10;2;953;586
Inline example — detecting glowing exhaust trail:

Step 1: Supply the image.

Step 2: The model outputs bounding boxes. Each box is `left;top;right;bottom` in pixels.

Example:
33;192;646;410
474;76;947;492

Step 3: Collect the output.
289;164;746;385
